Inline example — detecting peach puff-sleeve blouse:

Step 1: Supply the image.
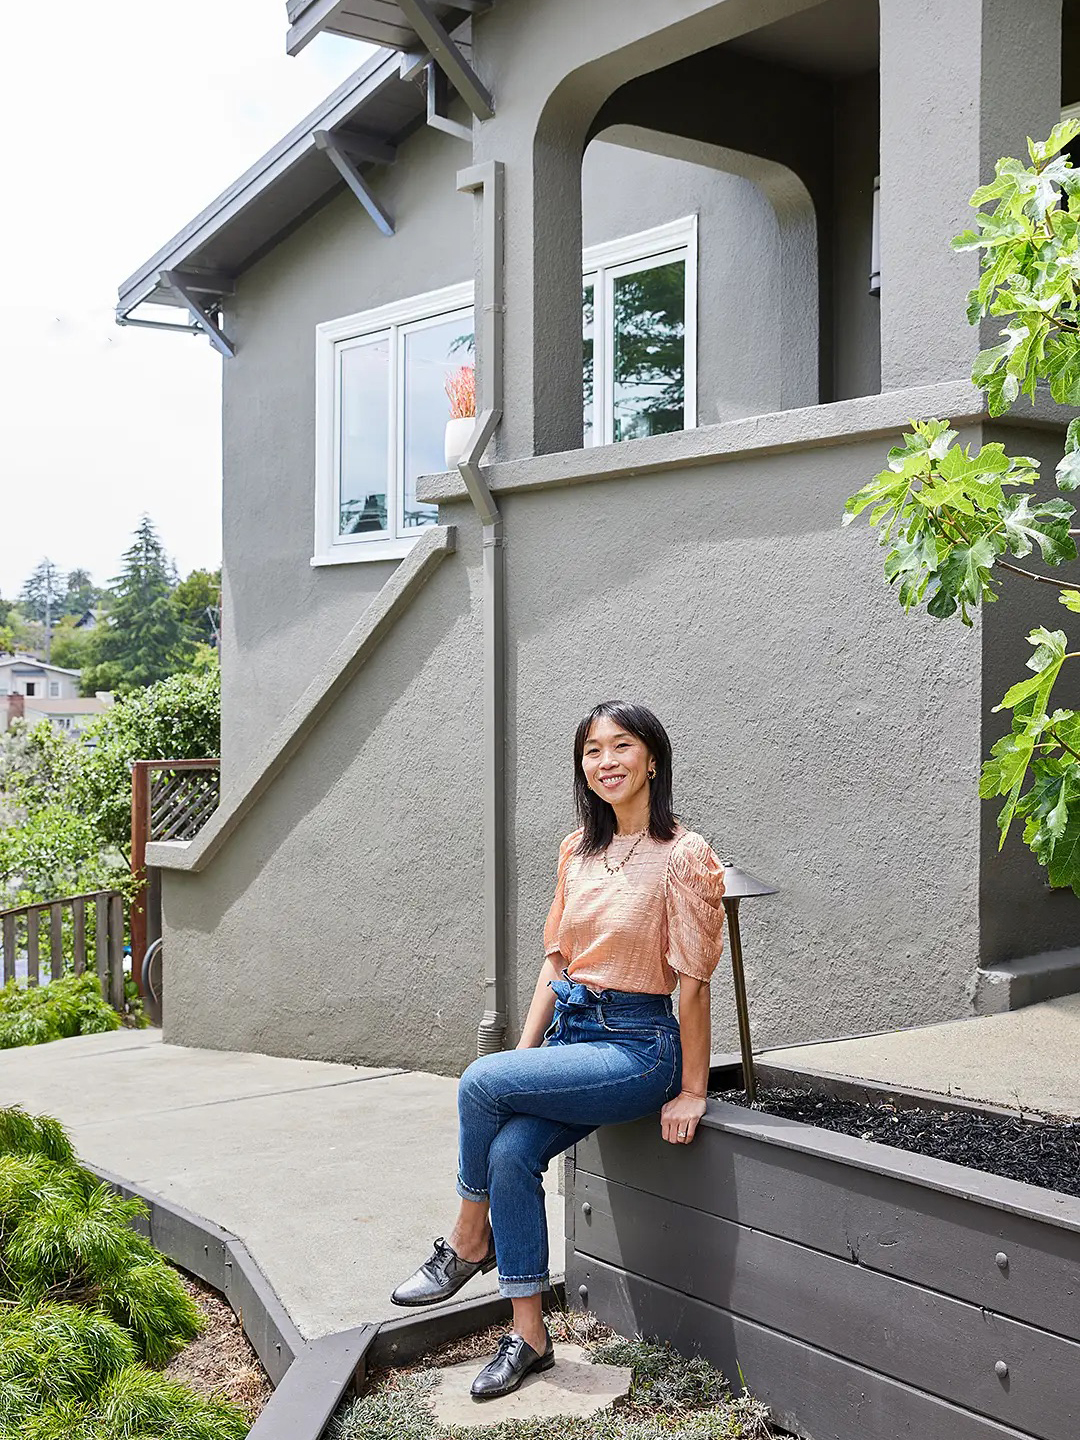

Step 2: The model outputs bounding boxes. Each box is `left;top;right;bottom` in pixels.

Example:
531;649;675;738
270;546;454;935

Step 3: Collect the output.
543;823;727;994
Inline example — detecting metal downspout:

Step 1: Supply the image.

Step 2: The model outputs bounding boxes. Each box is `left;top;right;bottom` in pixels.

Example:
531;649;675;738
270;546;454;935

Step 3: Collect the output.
456;161;508;1056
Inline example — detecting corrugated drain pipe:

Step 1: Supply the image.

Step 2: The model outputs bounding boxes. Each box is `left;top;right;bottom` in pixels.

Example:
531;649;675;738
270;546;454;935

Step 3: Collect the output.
456;161;508;1056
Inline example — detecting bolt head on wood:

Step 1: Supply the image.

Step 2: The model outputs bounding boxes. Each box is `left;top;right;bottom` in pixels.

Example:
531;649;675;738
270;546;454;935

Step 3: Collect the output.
995;1252;1009;1269
995;1360;1009;1378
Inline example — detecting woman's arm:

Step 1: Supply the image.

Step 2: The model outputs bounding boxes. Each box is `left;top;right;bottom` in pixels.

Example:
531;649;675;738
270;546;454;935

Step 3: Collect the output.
516;957;562;1049
660;974;710;1144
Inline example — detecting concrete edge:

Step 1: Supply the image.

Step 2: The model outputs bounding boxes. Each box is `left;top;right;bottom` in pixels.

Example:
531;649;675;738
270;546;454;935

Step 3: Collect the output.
146;524;456;875
89;1158;571;1438
416;378;991;504
86;1162;304;1383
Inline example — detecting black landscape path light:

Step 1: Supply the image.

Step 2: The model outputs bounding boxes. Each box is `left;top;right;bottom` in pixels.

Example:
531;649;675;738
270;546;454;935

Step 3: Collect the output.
719;861;778;1105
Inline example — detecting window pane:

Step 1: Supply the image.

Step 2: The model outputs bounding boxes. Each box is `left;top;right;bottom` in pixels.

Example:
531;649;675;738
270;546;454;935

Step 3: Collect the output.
582;281;595;445
611;258;685;442
339;335;390;538
402;314;474;532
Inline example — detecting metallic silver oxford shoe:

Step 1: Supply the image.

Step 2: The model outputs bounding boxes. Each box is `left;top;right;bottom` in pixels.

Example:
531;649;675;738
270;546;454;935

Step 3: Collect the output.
470;1329;555;1400
389;1235;497;1307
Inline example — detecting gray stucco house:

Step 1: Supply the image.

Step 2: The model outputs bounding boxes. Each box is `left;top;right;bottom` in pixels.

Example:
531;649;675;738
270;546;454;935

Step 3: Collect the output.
122;0;1080;1075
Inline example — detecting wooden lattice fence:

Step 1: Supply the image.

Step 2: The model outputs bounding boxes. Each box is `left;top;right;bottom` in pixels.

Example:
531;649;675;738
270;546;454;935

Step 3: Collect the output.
130;759;220;986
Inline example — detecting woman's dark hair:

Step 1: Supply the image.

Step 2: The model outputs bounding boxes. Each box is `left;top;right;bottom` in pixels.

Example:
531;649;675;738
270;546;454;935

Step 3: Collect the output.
572;700;677;854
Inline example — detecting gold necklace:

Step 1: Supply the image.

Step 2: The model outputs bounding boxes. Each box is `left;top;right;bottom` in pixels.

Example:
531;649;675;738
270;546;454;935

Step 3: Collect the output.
601;825;650;876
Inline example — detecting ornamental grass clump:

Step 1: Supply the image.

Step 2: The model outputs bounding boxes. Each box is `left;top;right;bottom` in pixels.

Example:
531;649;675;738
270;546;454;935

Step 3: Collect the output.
0;1105;249;1439
445;362;476;419
0;972;124;1049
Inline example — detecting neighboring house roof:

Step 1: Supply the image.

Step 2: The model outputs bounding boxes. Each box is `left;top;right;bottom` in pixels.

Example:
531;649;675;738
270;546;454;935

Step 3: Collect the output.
0;654;81;677
116;47;421;321
23;697;111;718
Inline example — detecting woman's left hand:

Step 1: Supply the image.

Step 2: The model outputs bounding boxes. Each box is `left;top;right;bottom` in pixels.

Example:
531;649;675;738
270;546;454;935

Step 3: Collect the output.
660;1090;707;1145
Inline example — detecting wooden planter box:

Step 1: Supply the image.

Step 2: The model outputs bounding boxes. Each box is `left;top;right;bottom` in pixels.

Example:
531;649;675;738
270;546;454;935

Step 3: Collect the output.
565;1062;1080;1440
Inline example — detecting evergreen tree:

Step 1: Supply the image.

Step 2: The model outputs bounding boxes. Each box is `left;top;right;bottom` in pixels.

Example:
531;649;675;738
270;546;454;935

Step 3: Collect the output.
81;517;184;694
18;559;65;630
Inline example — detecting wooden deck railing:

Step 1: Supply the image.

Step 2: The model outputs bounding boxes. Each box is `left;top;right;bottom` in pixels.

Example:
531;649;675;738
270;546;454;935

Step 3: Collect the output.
0;890;126;1010
130;759;221;983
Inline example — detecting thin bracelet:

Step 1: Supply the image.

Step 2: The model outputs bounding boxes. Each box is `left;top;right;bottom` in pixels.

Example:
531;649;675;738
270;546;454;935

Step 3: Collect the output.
679;1087;707;1100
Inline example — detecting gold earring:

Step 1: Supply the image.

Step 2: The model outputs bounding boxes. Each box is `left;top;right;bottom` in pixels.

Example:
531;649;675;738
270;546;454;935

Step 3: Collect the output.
648;766;656;779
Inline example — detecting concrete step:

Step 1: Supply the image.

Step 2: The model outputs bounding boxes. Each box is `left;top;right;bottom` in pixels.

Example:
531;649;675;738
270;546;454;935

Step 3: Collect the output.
968;946;1080;1014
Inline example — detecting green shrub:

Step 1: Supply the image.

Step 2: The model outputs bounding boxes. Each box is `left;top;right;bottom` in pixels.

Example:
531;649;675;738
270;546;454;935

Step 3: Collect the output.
0;1105;248;1436
0;973;124;1049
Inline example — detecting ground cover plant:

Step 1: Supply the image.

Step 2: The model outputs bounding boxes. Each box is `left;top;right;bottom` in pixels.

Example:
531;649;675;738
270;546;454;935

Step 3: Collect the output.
0;972;130;1049
714;1085;1080;1198
0;1105;248;1439
327;1307;775;1440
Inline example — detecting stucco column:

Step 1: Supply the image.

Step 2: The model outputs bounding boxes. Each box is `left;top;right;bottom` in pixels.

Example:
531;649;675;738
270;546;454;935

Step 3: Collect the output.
473;106;587;460
879;0;1062;391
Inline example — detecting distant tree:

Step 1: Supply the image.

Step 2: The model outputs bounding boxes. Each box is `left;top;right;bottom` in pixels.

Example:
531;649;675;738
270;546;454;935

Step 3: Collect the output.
49;618;95;673
81;517;183;694
60;568;100;619
18;559;65;658
170;568;221;657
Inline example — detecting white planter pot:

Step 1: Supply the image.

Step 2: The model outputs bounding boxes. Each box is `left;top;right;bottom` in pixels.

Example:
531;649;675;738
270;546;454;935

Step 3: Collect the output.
444;416;476;469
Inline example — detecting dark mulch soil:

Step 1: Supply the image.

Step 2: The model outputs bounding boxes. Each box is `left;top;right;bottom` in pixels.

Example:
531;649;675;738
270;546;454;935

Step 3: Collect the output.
165;1264;274;1423
713;1086;1080;1199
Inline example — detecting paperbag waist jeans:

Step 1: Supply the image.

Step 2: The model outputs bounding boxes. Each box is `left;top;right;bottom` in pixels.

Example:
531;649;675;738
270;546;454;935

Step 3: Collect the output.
456;971;682;1297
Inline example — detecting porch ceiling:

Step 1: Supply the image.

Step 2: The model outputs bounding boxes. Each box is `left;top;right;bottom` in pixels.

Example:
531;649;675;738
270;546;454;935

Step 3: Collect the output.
285;0;489;57
727;0;878;79
115;48;421;321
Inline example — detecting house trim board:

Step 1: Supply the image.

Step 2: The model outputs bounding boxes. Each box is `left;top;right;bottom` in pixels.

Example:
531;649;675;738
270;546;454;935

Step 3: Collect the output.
145;524;456;875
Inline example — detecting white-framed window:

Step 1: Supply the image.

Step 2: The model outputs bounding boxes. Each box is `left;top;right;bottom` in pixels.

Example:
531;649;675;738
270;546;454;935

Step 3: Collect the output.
582;216;697;446
314;282;475;566
49;680;60;698
313;218;697;566
24;682;36;697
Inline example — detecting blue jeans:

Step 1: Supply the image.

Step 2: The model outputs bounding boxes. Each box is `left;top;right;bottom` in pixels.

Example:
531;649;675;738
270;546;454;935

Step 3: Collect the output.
456;972;682;1297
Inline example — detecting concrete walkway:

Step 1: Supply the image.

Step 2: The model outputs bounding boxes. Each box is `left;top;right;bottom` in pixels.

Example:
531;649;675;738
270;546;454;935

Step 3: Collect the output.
762;993;1080;1117
0;1029;564;1341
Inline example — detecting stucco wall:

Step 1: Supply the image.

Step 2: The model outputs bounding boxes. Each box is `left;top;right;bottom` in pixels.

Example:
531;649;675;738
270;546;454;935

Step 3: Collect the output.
165;427;986;1071
219;128;787;782
218;118;474;789
582;138;783;425
162;523;484;1068
497;435;984;1055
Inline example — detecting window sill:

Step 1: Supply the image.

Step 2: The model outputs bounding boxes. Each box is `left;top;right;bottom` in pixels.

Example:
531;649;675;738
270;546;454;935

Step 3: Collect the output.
310;535;428;567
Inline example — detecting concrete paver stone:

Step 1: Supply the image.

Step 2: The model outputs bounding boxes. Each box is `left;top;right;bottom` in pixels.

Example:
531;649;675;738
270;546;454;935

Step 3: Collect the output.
426;1343;632;1427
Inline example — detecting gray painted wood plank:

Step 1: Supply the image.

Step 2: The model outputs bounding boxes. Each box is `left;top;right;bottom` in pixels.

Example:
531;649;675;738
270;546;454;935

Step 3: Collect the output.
571;1252;1042;1440
574;1116;1080;1340
247;1326;377;1440
26;907;39;986
49;904;63;981
2;912;14;984
72;897;86;975
574;1173;1079;1440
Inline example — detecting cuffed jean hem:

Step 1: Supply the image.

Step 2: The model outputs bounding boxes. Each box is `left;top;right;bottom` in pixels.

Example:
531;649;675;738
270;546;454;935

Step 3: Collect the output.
456;1175;489;1201
498;1272;550;1298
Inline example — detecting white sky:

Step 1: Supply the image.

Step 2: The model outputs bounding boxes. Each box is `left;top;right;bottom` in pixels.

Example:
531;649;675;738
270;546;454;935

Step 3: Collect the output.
0;4;370;600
